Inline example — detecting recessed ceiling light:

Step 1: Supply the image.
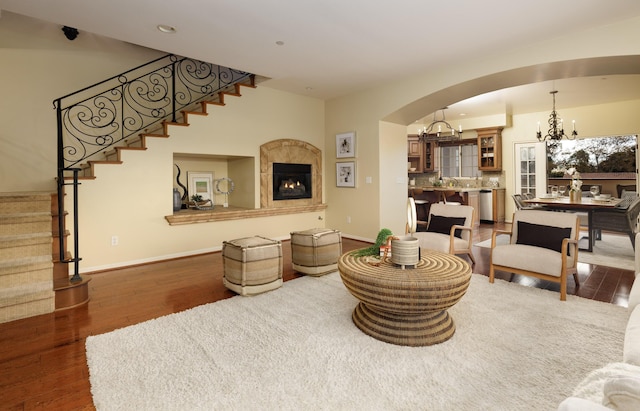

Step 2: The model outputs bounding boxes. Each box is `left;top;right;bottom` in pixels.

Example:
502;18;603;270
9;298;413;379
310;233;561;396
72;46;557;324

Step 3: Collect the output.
157;24;177;34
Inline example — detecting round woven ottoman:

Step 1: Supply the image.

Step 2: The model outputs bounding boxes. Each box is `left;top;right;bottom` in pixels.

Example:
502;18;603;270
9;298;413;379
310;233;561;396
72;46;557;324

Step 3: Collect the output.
338;249;471;346
290;228;342;276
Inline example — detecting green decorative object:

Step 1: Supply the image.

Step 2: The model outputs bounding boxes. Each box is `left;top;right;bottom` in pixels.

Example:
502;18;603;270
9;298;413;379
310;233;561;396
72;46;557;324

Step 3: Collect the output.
351;228;393;257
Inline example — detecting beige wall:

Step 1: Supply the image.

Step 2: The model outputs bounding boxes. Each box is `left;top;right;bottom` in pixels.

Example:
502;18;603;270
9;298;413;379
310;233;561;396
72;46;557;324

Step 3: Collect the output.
324;15;640;239
70;86;325;272
3;11;640;272
0;12;165;192
1;13;326;272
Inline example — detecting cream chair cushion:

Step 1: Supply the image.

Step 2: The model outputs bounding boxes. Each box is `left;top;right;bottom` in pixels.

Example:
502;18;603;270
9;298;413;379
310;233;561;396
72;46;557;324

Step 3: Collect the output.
413;203;475;263
492;244;575;278
489;209;579;301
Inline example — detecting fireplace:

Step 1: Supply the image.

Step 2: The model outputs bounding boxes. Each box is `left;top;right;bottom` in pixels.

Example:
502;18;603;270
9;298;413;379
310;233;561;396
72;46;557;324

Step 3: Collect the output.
272;163;312;201
260;139;322;208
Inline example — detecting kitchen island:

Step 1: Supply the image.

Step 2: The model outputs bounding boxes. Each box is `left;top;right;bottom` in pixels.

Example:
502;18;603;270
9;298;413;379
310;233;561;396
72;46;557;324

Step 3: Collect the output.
408;186;505;225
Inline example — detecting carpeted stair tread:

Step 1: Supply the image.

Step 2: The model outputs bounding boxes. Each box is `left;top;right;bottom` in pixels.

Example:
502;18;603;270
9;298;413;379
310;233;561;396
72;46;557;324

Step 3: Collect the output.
0;192;51;214
0;192;55;324
0;295;55;323
0;282;53;304
0;255;52;273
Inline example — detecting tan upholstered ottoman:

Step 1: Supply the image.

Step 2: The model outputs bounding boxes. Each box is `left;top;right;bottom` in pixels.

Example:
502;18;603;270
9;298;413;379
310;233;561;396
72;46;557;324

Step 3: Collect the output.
222;236;283;296
290;228;342;276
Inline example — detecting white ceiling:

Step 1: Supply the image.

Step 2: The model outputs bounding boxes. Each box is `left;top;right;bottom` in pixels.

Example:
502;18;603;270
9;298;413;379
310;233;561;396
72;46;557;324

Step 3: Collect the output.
2;0;640;121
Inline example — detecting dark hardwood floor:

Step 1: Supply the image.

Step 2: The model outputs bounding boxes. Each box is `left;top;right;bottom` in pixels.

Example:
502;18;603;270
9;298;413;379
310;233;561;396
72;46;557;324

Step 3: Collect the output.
0;223;635;410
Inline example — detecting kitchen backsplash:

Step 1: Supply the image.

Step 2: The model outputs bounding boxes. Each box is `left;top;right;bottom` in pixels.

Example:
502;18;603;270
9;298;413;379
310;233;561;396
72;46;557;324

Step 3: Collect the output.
411;171;505;188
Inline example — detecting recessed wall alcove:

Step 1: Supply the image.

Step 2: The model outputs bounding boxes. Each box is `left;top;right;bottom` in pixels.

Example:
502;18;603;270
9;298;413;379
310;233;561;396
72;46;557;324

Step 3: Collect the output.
166;139;325;225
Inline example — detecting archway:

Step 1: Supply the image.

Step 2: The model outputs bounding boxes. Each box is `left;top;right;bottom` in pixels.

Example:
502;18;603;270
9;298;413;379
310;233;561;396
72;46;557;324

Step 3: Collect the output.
384;55;640;126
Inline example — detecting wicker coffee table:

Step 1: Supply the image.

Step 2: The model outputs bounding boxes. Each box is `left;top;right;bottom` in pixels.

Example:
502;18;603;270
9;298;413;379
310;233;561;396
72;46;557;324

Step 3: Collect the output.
338;249;471;346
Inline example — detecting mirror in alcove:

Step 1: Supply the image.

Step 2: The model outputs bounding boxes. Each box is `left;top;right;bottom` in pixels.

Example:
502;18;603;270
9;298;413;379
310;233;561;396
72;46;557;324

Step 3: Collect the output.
546;134;637;196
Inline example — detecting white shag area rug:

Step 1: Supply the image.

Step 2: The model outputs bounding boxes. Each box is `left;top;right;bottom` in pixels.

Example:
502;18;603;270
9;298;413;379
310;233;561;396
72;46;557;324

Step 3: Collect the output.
475;233;635;271
86;273;627;411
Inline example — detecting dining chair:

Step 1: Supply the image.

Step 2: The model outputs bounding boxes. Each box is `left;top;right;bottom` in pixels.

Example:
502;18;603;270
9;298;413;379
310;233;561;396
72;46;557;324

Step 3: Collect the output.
617;184;637;198
512;194;544;210
591;193;640;249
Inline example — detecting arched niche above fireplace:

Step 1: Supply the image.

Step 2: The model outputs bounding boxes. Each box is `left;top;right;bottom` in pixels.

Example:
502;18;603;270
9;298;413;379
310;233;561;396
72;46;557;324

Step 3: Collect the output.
260;139;323;208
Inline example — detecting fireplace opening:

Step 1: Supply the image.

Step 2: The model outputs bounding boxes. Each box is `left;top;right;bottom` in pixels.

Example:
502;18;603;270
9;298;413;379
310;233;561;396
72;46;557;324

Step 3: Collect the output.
273;163;312;201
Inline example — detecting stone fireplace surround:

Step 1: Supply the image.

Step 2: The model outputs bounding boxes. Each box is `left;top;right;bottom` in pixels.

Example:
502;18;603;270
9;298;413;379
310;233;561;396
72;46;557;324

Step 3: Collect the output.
260;139;323;208
166;139;325;225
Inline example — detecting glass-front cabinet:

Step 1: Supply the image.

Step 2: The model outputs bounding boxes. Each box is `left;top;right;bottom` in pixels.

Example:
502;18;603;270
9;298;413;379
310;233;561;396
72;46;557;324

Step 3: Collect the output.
477;127;503;171
423;140;435;172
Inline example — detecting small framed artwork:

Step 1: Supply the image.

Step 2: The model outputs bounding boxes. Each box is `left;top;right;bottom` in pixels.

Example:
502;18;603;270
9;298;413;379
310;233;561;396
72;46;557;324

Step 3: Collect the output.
336;161;356;187
187;171;214;202
336;131;356;158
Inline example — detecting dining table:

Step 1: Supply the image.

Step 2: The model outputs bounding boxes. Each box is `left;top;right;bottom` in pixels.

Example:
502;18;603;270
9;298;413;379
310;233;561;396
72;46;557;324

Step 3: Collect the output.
523;195;622;252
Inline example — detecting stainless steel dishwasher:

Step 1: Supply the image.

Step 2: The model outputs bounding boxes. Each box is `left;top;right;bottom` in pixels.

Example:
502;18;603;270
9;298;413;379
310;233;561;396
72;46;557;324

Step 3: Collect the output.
479;189;494;222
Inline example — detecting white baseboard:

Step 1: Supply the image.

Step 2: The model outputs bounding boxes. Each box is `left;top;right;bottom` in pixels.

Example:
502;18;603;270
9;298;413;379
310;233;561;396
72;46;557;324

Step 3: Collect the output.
78;233;374;275
78;246;222;274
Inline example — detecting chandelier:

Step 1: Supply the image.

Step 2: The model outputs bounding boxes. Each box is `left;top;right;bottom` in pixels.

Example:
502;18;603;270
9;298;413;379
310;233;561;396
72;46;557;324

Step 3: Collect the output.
418;108;462;142
536;90;577;141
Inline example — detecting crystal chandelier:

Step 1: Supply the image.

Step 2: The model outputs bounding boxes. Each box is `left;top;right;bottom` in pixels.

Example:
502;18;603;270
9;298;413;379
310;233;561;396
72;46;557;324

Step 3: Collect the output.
418;108;462;142
536;90;577;141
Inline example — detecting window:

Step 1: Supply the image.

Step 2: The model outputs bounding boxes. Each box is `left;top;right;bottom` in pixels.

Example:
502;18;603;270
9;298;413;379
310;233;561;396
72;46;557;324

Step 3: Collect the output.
440;143;481;178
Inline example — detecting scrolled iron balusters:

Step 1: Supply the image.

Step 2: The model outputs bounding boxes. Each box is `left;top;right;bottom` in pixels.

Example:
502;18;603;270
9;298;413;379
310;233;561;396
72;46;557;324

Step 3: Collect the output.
57;54;252;169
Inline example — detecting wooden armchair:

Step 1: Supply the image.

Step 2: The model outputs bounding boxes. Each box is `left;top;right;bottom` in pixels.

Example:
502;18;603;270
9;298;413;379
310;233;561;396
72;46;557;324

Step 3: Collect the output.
412;203;475;264
489;210;579;301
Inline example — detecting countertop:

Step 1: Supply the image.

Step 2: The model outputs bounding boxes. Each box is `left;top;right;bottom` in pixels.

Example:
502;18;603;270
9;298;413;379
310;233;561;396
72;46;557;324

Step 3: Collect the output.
409;186;502;192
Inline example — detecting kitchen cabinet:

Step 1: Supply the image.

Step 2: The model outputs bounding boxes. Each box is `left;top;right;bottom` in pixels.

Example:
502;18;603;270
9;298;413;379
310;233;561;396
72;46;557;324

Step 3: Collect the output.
492;188;506;223
408;136;421;156
477;128;502;171
407;135;436;173
462;191;479;227
423;140;435;172
408;135;423;173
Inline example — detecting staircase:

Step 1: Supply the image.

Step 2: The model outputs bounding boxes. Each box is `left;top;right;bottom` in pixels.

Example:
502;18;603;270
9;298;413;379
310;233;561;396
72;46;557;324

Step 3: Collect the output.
0;55;259;323
0;193;55;323
72;79;257;180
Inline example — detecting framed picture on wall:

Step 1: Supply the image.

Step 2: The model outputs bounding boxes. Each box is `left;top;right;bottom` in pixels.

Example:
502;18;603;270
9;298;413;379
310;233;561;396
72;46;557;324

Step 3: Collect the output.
187;171;214;202
336;131;356;158
336;161;356;187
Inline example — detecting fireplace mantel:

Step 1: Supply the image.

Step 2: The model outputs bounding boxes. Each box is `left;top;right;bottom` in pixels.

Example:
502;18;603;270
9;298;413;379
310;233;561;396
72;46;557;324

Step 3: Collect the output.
165;204;327;225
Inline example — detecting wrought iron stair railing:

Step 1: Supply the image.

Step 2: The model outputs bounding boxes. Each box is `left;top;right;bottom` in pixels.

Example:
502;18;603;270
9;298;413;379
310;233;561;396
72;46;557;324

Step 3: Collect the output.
54;54;254;278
